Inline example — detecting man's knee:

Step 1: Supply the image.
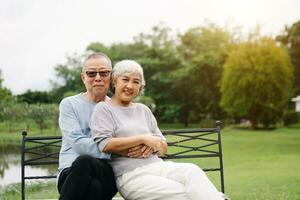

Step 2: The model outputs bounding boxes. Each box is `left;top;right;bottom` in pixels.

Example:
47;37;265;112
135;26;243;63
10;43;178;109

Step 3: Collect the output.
71;155;97;172
73;154;94;165
73;155;115;180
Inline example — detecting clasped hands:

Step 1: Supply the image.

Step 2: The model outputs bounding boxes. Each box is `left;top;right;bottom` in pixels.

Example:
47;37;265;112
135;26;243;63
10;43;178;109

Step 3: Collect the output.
127;135;162;158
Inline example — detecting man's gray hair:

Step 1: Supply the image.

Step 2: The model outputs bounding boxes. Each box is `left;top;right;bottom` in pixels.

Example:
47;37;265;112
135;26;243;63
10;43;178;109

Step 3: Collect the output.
112;60;146;92
82;52;112;71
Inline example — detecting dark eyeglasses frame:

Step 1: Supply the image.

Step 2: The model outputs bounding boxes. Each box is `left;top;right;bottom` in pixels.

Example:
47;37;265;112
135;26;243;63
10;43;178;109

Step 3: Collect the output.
85;70;111;78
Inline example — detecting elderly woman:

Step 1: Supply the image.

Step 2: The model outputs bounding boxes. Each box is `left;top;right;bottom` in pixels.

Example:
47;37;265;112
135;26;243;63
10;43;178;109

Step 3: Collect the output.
90;60;224;200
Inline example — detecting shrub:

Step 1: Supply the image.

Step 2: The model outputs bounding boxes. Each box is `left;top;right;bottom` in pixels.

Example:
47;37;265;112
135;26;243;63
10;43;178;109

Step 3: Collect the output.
283;110;299;126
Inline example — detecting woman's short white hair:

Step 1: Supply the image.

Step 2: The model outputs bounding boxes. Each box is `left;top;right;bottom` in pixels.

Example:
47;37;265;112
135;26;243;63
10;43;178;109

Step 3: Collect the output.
112;60;146;91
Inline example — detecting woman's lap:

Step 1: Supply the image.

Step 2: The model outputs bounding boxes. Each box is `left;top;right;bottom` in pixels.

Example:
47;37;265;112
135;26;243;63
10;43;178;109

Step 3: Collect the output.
116;162;191;200
116;161;223;200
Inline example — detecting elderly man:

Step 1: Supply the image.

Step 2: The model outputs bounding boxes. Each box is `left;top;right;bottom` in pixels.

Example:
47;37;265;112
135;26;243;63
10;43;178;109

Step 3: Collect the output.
57;53;149;200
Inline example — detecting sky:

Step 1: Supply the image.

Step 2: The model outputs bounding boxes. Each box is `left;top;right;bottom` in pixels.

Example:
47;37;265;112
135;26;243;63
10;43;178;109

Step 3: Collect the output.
1;0;299;94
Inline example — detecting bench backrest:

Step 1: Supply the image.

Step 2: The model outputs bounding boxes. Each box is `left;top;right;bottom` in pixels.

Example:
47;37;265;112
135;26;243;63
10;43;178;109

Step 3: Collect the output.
21;122;224;200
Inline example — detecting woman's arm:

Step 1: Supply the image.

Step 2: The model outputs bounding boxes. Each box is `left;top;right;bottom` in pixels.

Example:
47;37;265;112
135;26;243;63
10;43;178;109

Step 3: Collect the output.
103;134;162;154
102;135;143;153
157;139;168;156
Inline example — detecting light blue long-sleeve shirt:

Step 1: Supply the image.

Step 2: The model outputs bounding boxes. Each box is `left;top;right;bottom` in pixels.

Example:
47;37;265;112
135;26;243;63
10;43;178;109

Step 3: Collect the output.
58;93;110;176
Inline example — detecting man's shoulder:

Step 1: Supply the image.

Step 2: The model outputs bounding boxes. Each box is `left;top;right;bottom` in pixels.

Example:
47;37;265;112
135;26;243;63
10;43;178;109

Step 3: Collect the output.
59;94;83;109
60;94;82;104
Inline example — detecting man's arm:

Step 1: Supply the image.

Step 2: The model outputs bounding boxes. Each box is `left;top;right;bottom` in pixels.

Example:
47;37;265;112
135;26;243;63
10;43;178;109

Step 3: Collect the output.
59;98;108;158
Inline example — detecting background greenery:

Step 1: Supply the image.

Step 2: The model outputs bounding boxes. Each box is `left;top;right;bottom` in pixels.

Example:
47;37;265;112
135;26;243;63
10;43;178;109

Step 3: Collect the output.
1;20;300;129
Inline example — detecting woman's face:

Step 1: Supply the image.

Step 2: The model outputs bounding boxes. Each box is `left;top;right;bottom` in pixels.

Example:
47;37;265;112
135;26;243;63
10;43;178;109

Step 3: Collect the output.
114;72;142;106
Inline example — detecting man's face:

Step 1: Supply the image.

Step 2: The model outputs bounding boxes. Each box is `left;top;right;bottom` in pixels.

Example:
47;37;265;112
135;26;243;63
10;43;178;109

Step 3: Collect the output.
81;57;112;99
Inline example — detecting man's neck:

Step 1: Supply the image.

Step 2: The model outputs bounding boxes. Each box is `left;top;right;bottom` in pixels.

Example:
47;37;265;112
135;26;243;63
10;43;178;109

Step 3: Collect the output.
83;92;106;103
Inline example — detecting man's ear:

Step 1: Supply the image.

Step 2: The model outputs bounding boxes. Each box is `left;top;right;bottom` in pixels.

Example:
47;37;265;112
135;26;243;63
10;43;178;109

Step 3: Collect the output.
80;72;85;82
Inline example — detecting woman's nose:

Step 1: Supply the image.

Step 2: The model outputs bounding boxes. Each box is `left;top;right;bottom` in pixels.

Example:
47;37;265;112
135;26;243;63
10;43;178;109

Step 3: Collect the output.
126;82;133;88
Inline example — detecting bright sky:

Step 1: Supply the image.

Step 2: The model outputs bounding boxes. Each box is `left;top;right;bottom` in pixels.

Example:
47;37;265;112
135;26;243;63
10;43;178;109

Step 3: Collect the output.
1;0;299;94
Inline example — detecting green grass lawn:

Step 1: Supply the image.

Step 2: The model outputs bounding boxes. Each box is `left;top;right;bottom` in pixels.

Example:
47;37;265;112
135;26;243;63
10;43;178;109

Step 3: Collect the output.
221;126;300;199
1;124;300;199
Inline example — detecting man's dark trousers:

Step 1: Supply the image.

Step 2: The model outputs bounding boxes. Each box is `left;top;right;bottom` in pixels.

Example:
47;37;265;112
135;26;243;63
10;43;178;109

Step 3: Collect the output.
58;155;117;200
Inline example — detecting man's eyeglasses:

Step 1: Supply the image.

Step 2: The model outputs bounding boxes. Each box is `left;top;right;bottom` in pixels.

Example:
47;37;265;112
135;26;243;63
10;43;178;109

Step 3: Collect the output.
85;71;111;78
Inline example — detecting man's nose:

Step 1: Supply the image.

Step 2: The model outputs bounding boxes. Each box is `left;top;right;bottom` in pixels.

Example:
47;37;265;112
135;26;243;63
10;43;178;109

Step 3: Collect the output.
94;73;102;81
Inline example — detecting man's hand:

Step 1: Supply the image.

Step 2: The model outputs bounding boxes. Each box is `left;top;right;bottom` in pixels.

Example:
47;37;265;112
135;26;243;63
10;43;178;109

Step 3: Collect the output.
127;145;153;158
141;145;153;158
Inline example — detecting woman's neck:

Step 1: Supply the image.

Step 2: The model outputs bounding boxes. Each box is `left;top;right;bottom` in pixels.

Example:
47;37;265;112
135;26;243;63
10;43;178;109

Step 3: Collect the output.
111;96;132;107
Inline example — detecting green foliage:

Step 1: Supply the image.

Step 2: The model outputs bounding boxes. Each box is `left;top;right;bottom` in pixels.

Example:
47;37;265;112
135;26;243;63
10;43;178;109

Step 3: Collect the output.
134;95;156;112
1;103;27;132
62;91;79;99
47;104;59;133
283;110;300;126
134;25;183;123
0;70;14;121
276;20;300;95
44;23;295;127
50;54;85;103
220;37;294;128
27;104;59;133
172;23;233;125
158;104;180;123
16;90;52;104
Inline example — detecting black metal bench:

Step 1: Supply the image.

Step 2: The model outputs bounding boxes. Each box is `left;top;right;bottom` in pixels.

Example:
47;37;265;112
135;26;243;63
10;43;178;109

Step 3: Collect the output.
21;121;225;200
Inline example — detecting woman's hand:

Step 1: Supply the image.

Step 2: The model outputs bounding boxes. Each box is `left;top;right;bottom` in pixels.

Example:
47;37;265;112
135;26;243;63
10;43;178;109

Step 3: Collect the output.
141;135;162;152
127;145;153;158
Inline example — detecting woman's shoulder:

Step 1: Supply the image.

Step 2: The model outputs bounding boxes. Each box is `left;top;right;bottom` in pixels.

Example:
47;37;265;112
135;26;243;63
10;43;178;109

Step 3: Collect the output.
134;103;152;112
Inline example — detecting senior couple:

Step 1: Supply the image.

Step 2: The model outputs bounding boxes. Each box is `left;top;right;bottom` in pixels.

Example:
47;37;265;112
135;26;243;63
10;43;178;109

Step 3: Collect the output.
57;53;224;200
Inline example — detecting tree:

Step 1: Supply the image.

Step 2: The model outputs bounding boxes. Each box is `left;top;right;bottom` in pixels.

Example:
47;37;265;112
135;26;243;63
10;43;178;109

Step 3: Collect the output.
28;104;53;133
0;70;13;103
135;25;183;123
17;90;52;104
0;69;14;122
50;53;85;102
174;23;233;125
276;21;300;95
220;37;294;129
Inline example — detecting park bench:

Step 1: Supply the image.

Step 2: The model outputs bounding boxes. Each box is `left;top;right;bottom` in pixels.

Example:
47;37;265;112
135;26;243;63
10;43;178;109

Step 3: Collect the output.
21;121;225;200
